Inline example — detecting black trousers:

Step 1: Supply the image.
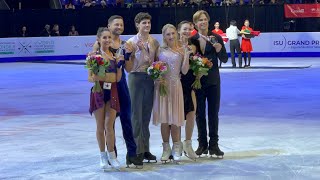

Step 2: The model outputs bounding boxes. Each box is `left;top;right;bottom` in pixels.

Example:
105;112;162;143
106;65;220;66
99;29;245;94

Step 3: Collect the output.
230;39;242;67
195;83;221;147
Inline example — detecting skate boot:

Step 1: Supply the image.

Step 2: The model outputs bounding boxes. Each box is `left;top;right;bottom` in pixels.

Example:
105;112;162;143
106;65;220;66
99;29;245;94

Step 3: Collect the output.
161;142;172;163
195;144;208;157
100;152;110;171
108;151;121;170
172;142;183;164
209;143;224;158
126;154;143;169
183;140;197;161
144;152;157;163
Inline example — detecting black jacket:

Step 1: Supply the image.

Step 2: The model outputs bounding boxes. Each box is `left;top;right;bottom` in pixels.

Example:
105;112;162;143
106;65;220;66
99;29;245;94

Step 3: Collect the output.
190;31;228;86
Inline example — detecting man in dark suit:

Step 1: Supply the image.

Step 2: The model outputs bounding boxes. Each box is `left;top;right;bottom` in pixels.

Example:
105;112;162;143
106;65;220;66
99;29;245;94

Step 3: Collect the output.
190;10;228;158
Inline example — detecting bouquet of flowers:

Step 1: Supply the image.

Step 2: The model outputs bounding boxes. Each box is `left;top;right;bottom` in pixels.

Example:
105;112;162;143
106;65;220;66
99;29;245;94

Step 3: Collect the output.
146;61;168;96
240;29;254;38
85;53;110;93
190;54;213;89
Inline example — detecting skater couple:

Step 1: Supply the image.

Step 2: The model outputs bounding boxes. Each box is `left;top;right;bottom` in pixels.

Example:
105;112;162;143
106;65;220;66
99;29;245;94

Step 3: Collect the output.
87;10;227;171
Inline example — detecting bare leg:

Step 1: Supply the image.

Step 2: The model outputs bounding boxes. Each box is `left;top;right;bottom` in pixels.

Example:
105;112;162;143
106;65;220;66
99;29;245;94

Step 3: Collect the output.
161;123;171;143
94;105;106;152
171;125;181;143
104;102;117;152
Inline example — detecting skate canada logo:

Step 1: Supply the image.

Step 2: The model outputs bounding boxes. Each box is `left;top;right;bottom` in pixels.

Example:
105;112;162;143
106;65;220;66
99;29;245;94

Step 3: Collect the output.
34;40;55;54
17;41;32;54
0;42;15;55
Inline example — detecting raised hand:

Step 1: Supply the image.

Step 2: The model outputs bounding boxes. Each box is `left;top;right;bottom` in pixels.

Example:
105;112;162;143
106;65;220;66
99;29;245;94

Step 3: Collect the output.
213;43;222;53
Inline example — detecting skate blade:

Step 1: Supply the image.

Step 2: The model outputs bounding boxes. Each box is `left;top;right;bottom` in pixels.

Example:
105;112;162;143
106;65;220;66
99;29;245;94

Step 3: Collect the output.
185;155;197;161
111;166;121;171
197;153;208;158
144;160;157;163
126;164;143;169
161;160;169;164
209;154;224;159
173;160;181;164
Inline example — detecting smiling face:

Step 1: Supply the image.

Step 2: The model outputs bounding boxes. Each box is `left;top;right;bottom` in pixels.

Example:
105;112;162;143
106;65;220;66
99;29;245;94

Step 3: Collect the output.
195;14;209;31
97;30;112;50
108;18;124;36
136;19;151;34
178;22;192;38
164;27;177;45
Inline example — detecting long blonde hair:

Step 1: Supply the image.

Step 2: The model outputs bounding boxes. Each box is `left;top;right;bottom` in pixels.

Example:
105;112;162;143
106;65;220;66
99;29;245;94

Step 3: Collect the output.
161;24;178;48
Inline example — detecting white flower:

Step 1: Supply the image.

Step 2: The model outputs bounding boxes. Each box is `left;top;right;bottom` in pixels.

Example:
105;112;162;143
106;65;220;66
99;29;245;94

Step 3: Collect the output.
147;67;153;75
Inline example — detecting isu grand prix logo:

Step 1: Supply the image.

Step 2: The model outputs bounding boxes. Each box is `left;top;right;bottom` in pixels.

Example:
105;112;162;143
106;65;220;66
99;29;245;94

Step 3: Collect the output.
17;41;32;54
273;35;287;50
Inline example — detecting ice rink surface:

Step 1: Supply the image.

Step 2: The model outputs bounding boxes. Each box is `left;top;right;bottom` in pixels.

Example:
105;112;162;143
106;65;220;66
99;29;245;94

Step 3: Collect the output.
0;58;319;180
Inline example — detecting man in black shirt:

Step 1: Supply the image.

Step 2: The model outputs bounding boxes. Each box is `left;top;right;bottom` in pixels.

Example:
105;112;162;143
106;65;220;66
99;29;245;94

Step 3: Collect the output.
190;10;228;158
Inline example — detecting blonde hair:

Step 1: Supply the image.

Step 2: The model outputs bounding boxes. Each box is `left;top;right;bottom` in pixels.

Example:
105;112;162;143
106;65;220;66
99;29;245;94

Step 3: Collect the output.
193;10;210;24
161;24;178;48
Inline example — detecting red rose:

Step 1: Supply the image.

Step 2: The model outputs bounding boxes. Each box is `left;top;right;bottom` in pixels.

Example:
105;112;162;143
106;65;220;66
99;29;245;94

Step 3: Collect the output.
96;56;101;61
98;60;104;65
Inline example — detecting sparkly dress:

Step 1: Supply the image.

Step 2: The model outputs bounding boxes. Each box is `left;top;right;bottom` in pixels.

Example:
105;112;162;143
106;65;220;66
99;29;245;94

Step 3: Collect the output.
153;47;188;127
89;59;120;115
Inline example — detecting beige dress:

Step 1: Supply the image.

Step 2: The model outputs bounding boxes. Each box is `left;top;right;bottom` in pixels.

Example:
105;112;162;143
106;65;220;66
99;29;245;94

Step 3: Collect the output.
153;47;189;127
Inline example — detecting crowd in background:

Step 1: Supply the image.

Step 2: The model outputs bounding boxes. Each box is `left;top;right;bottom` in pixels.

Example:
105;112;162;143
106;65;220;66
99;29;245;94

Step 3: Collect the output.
63;0;320;9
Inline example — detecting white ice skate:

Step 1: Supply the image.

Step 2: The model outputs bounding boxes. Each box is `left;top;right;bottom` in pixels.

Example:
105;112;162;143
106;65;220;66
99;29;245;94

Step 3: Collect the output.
161;142;172;164
100;152;111;171
172;142;183;164
183;140;197;161
108;151;121;171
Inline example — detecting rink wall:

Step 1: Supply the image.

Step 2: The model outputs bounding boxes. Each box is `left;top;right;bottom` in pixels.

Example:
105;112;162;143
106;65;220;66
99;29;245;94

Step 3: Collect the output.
1;32;320;62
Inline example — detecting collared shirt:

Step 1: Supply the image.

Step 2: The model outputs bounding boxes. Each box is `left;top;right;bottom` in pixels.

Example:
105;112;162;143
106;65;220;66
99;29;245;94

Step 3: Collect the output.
226;25;240;40
127;34;159;73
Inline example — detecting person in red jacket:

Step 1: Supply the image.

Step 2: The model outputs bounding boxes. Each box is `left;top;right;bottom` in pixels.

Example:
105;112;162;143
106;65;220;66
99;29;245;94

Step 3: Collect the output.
241;19;253;68
212;22;225;67
190;22;198;37
212;22;223;35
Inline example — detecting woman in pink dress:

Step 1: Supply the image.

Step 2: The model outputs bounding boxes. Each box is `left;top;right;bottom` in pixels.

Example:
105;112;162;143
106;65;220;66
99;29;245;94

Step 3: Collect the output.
153;24;192;163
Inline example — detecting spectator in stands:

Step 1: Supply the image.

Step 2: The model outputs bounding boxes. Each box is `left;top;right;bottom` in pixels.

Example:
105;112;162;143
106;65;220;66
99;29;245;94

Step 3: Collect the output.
100;0;107;8
51;24;60;36
116;0;123;7
40;24;51;37
124;0;134;8
107;0;116;7
91;1;97;8
65;0;75;9
269;0;277;4
162;0;170;7
187;0;199;7
19;26;28;37
83;0;93;8
69;25;79;36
